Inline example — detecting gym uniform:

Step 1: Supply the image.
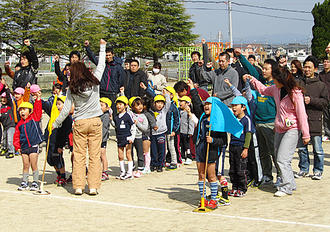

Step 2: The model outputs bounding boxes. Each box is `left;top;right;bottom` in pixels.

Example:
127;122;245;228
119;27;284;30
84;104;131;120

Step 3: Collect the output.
113;112;135;148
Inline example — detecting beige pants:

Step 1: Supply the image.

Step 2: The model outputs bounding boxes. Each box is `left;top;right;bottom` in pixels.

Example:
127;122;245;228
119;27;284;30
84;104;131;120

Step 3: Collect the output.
72;117;102;190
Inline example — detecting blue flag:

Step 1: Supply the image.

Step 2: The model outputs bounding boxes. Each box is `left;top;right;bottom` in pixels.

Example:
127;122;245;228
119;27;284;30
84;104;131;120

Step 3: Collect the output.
208;97;243;138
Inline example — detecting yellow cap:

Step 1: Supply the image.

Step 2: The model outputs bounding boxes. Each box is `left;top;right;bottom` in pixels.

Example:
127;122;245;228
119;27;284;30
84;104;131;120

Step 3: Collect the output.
100;97;112;108
179;96;191;103
18;102;33;110
128;96;141;107
115;96;129;105
154;95;166;102
58;96;67;103
164;86;176;95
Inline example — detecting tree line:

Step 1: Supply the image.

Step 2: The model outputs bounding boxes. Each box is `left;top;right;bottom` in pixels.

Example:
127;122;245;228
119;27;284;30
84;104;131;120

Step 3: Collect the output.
0;0;197;62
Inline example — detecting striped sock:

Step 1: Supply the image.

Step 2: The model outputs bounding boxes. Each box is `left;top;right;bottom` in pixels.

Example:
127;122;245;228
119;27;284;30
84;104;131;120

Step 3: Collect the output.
210;182;218;200
198;181;206;198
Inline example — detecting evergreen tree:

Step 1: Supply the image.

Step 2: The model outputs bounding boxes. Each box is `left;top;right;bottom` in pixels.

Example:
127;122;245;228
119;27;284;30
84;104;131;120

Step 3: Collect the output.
311;0;330;59
104;0;197;61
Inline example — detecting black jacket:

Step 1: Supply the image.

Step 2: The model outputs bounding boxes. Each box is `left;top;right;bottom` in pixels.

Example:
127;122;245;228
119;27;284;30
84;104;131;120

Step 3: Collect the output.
123;69;148;98
85;46;125;95
0;89;15;129
189;43;211;87
54;61;69;92
13;46;38;90
298;75;328;136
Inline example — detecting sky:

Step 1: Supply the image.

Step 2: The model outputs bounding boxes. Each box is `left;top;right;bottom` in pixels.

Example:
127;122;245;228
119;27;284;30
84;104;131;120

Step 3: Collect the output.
91;0;324;44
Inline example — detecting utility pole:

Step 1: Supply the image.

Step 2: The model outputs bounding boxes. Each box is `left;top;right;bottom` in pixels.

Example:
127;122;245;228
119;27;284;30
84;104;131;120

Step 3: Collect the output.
228;0;233;47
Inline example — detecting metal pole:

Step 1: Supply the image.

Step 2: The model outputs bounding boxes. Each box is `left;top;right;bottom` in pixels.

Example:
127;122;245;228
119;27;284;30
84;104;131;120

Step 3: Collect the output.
228;0;233;47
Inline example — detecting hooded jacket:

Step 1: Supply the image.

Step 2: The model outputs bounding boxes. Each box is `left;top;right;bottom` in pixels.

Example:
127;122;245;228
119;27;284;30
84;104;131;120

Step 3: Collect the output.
85;46;125;95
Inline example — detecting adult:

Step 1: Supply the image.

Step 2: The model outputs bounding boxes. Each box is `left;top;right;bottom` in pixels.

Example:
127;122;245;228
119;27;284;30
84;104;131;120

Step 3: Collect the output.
147;62;167;94
226;48;248;91
85;40;125;114
53;39;106;196
189;39;210;91
248;55;263;79
201;52;239;107
236;49;281;185
295;56;328;180
13;39;38;90
320;57;330;141
54;51;81;94
247;67;310;197
290;59;304;81
123;60;148;99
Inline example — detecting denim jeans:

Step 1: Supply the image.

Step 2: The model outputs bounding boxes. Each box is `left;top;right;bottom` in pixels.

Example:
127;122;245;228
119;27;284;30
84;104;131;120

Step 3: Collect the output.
297;135;324;174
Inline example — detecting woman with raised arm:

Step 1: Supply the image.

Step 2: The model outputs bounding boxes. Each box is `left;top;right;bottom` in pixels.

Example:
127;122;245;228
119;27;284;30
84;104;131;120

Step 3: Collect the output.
53;39;107;196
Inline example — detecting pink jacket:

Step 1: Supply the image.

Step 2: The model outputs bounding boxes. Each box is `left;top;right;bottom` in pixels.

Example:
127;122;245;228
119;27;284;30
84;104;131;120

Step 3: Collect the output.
250;77;310;139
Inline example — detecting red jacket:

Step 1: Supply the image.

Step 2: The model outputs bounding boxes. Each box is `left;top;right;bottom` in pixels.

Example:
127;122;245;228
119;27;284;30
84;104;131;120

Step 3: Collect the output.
13;99;43;151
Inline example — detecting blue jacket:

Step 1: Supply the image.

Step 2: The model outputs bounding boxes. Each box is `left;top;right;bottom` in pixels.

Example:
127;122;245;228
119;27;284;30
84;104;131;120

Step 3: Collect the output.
85;46;125;94
13;99;43;150
166;102;180;134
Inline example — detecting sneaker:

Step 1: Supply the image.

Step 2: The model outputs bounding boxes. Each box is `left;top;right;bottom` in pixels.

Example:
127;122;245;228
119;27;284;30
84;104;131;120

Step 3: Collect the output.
157;167;163;172
141;168;151;174
150;166;156;172
66;175;72;183
123;173;134;180
89;189;98;195
15;151;20;156
274;190;288;197
218;197;230;206
322;136;330;142
116;172;126;180
274;176;282;187
101;172;109;181
220;178;228;187
54;175;60;184
294;171;308;179
165;162;170;167
133;170;142;178
5;153;14;159
184;158;192;165
228;189;237;196
198;198;209;207
17;181;29;191
312;172;323;180
234;190;245;197
0;148;8;156
166;164;177;170
247;179;254;188
206;199;218;210
30;181;39;191
261;175;273;185
58;178;67;186
75;188;83;195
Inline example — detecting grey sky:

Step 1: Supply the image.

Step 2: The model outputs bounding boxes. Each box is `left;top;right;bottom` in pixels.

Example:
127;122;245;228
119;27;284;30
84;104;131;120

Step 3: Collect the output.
91;0;324;44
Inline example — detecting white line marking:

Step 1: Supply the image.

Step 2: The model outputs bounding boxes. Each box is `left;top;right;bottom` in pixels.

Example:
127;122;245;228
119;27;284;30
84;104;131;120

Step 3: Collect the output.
1;189;330;229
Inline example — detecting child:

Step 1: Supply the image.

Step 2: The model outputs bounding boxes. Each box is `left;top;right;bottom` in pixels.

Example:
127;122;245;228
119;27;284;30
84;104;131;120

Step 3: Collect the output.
163;86;180;170
13;94;43;191
12;86;30;123
141;96;157;174
30;84;41;101
129;96;149;175
0;88;16;159
229;96;254;197
43;96;72;186
112;96;136;180
151;92;171;172
195;97;227;210
178;96;196;165
100;97;112;181
225;78;262;187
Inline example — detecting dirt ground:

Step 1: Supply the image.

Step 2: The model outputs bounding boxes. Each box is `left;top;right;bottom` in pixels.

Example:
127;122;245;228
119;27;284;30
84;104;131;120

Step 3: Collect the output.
1;128;330;232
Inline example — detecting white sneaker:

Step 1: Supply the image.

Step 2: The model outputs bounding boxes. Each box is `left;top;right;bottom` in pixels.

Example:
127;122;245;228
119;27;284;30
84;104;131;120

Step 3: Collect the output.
75;188;83;195
123;173;134;180
89;189;97;195
274;191;287;197
184;158;192;165
322;136;330;142
116;172;126;180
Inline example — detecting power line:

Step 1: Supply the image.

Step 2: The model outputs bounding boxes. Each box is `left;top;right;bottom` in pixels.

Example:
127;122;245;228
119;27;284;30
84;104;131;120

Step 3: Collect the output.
231;2;311;14
186;7;312;22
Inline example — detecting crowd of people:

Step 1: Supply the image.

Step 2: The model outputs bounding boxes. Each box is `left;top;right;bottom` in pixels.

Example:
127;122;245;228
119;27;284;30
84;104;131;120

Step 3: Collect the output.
1;38;329;210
